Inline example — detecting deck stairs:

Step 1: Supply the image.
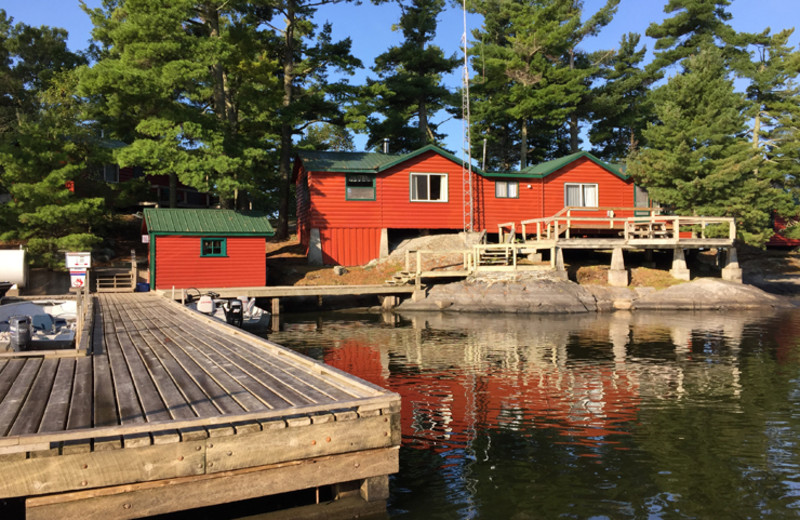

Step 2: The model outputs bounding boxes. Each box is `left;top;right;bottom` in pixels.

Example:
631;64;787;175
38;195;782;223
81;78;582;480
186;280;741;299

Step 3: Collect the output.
478;247;513;266
385;270;416;286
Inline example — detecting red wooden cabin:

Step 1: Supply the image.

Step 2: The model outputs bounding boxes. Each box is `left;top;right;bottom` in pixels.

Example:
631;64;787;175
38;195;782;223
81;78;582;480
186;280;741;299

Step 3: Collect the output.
143;208;275;290
294;145;636;266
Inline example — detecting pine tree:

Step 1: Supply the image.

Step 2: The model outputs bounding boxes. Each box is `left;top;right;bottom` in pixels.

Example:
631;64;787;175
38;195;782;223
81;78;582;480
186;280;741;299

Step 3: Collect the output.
629;46;780;245
589;33;656;161
646;0;743;72
468;0;617;168
364;0;460;152
0;11;104;267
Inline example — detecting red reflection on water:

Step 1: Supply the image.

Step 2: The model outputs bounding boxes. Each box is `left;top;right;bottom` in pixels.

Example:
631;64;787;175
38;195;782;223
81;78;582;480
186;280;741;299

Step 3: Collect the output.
325;340;640;456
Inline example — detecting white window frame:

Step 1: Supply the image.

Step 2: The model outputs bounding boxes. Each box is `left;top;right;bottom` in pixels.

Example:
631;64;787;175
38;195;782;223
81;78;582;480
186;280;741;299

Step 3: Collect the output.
495;180;519;199
410;173;448;203
564;183;598;207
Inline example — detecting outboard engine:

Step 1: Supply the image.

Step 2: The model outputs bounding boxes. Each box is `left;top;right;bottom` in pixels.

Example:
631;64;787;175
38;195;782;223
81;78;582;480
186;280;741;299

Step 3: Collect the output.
223;299;243;327
196;295;216;314
9;315;31;352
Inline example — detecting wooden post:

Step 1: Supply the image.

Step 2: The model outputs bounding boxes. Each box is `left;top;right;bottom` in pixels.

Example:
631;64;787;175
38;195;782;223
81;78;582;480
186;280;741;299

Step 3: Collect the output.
405;250;410;273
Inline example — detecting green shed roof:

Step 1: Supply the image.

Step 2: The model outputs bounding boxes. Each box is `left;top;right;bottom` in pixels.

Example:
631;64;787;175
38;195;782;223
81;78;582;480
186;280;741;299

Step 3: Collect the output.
143;209;275;236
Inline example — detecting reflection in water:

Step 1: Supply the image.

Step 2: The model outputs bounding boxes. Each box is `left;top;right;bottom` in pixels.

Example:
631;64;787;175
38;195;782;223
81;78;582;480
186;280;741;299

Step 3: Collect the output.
268;309;800;519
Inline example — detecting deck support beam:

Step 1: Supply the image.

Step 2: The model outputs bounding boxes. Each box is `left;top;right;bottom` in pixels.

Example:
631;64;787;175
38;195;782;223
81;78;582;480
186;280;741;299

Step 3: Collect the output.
379;228;389;259
721;247;743;283
308;229;323;266
670;248;691;281
554;248;568;280
608;247;629;287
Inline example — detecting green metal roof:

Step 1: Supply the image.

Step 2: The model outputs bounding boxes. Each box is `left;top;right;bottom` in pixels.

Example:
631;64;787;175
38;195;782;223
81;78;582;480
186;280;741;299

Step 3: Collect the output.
296;150;396;173
297;145;481;174
506;152;628;180
298;147;627;181
143;209;275;236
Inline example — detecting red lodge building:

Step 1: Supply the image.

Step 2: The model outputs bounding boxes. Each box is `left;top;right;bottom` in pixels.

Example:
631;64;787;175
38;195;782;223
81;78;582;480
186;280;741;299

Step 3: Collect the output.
294;145;639;266
143;208;275;290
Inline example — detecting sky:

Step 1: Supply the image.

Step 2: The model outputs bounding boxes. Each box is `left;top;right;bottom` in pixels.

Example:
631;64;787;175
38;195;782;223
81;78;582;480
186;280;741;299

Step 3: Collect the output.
3;0;799;155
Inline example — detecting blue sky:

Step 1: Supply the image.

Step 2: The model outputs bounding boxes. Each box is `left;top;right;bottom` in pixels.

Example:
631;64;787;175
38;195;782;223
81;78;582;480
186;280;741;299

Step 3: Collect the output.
4;0;799;154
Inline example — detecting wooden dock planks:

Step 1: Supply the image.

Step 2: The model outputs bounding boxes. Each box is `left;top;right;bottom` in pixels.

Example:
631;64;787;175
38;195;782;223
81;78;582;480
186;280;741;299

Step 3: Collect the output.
0;293;401;515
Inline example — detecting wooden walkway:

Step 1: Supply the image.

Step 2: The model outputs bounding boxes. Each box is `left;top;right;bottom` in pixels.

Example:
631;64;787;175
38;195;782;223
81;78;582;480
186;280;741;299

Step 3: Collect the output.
0;293;400;519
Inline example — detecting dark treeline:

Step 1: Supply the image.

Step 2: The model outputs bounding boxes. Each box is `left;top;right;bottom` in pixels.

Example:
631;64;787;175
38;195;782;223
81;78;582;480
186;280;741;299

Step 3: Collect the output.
0;0;798;266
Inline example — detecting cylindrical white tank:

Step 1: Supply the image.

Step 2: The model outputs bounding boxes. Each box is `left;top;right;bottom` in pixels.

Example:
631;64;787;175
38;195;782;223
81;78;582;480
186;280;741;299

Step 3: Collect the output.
0;249;27;288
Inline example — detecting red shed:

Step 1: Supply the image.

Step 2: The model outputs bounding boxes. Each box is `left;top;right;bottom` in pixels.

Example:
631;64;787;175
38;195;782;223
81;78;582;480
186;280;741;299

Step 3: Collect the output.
143;208;275;290
295;146;635;266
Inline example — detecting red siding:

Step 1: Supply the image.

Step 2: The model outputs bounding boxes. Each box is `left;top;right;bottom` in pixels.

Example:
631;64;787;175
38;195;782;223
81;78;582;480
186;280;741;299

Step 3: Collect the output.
299;152;634;265
543;158;634;218
154;236;266;289
320;228;382;266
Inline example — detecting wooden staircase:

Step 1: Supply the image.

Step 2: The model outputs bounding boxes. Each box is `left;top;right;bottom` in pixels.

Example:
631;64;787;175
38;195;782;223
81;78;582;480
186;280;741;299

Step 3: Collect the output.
385;271;416;286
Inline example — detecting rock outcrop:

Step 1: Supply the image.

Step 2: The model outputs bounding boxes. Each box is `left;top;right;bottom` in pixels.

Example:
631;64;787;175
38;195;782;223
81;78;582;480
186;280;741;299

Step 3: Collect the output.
398;273;793;313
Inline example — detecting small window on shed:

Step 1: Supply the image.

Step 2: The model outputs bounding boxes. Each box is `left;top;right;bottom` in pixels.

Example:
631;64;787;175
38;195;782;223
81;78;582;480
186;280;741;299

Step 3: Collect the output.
103;164;120;183
201;238;226;257
495;181;519;199
346;174;376;200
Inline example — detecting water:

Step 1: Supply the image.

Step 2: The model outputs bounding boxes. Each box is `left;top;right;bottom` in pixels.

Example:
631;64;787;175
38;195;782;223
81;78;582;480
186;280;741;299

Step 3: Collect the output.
266;308;800;519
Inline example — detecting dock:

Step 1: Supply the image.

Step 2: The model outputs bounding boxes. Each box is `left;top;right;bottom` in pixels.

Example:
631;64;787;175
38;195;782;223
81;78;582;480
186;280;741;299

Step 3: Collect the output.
0;293;400;519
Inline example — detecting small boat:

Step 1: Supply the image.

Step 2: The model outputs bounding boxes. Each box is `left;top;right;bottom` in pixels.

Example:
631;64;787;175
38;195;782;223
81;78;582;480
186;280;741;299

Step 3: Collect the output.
0;299;78;352
186;291;270;328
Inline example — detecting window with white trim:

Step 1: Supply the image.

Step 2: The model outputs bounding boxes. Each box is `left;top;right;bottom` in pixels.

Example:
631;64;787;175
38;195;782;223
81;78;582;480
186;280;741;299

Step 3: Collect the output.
565;183;598;207
410;173;448;202
495;180;519;199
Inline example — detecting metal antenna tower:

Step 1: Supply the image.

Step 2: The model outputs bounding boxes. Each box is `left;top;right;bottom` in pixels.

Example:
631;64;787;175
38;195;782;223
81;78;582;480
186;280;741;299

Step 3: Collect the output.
461;0;474;232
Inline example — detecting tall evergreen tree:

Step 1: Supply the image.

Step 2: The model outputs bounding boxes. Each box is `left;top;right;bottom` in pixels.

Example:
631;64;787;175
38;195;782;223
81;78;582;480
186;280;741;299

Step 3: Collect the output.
646;0;743;72
468;0;617;168
743;29;800;199
364;0;459;152
0;11;104;267
629;46;785;245
589;32;656;161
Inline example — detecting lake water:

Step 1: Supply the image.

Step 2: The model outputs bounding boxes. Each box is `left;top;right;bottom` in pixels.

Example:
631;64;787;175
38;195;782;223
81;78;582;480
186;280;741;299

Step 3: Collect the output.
265;308;800;519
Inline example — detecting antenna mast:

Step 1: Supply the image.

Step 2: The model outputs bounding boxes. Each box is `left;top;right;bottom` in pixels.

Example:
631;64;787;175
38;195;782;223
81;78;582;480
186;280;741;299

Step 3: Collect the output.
461;0;474;232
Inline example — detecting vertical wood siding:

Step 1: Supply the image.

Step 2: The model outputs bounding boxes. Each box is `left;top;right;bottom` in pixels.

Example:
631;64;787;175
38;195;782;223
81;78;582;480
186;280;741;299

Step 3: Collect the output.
319;228;382;266
154;236;266;289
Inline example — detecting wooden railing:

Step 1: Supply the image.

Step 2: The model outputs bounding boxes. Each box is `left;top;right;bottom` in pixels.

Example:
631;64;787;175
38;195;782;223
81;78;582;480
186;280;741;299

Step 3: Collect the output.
519;207;735;244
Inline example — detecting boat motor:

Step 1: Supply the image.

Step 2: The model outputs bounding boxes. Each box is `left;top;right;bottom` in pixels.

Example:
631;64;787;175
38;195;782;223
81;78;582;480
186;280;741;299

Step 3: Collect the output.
9;315;31;352
196;295;216;314
223;299;243;327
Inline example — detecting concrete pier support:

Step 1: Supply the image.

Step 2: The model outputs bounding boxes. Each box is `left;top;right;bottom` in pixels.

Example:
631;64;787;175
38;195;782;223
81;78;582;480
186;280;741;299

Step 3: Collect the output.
380;295;399;310
721;247;743;283
670;247;691;281
554;248;568;280
608;247;629;287
379;228;389;259
308;228;323;265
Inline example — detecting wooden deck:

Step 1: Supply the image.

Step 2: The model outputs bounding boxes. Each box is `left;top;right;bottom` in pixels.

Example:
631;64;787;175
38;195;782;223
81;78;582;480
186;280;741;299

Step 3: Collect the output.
0;293;400;519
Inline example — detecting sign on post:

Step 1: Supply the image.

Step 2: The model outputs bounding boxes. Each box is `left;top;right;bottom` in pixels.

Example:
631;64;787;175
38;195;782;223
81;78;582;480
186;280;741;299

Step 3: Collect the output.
66;252;92;289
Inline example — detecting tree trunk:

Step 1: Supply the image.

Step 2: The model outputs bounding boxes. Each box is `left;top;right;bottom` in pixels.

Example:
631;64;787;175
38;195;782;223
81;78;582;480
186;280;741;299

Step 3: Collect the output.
276;2;296;240
520;119;528;168
202;2;237;209
418;97;428;146
568;49;579;153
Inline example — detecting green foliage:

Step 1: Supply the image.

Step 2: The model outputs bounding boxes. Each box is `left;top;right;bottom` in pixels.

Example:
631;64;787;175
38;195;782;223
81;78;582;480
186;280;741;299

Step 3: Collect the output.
0;10;107;267
298;123;355;151
363;0;459;153
589;33;657;161
629;46;787;246
468;0;618;168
